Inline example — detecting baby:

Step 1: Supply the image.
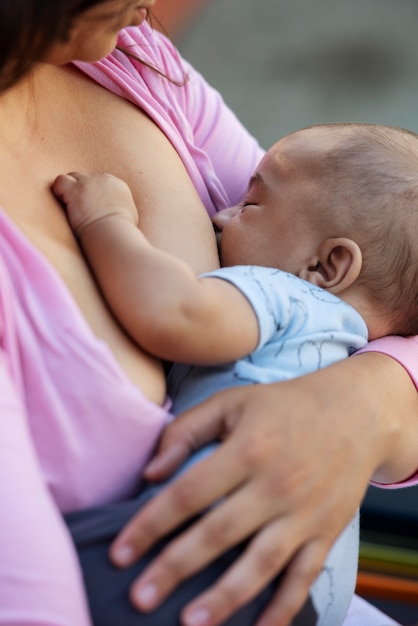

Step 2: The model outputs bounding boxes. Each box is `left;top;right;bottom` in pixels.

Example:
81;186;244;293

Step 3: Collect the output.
55;122;418;626
53;122;418;416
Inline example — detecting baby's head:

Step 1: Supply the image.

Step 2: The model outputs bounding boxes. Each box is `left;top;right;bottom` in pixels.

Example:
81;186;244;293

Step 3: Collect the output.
216;123;418;338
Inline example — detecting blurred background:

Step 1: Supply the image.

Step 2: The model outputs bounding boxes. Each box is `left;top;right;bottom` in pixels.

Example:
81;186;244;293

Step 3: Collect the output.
170;0;418;150
154;2;418;623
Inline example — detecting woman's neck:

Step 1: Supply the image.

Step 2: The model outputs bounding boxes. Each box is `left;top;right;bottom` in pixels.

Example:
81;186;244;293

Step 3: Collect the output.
0;69;43;143
0;64;71;143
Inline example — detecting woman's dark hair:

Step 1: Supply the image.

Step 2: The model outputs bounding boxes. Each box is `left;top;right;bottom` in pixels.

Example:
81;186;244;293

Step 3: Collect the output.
0;0;183;92
0;0;111;90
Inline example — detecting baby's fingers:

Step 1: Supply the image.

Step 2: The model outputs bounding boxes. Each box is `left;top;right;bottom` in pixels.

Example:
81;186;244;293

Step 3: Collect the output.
52;172;80;204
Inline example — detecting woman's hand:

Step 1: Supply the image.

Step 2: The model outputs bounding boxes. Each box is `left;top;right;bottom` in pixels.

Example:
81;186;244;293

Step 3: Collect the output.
110;353;418;626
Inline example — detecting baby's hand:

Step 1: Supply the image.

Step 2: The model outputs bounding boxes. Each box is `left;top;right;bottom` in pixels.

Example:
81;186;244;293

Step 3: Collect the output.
52;172;138;238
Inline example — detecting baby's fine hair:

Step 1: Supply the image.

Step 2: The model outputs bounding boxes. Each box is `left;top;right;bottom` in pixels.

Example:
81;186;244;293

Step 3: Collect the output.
313;123;418;337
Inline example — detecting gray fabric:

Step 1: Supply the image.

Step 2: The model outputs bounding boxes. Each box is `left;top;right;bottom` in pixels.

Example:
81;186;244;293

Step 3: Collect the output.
66;492;314;626
66;457;358;626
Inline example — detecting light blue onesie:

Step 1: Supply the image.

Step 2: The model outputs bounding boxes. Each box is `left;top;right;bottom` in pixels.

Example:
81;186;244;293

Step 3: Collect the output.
166;264;368;626
168;265;368;415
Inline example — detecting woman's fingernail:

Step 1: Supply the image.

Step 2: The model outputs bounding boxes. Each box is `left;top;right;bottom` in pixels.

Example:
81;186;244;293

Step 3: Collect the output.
134;583;159;609
184;607;211;626
112;544;135;565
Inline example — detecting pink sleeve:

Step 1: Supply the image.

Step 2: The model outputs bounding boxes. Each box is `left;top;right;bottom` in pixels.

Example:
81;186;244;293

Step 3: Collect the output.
0;354;92;626
360;334;418;388
139;22;266;208
359;335;418;488
180;57;266;209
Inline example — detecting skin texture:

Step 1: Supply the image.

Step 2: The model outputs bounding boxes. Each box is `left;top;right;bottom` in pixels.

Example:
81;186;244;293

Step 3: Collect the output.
2;3;418;625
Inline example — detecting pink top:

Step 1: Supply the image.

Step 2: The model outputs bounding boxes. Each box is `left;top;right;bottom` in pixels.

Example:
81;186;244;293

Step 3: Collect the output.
0;22;416;625
362;336;418;488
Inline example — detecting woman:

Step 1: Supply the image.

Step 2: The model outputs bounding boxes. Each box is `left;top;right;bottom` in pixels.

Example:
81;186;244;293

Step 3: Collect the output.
0;1;417;625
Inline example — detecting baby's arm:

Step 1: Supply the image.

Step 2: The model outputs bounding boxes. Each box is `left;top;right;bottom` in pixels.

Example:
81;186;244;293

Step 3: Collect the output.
53;172;258;365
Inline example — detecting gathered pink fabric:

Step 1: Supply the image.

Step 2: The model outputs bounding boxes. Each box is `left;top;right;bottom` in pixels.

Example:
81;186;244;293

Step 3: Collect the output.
0;21;416;624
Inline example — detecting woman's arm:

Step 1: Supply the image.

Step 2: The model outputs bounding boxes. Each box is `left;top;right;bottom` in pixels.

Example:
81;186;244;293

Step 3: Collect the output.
0;359;92;626
109;352;418;626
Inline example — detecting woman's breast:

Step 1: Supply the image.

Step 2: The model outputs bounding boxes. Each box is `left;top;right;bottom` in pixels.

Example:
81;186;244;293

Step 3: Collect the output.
33;225;167;406
0;62;218;404
0;209;172;510
0;180;166;406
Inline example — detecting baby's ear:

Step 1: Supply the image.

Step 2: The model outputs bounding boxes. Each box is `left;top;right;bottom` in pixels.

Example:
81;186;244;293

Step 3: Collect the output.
298;237;362;294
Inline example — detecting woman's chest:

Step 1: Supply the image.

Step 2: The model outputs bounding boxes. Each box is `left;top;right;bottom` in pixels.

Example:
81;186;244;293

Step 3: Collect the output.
0;64;214;265
0;215;171;509
0;69;182;402
0;66;184;211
